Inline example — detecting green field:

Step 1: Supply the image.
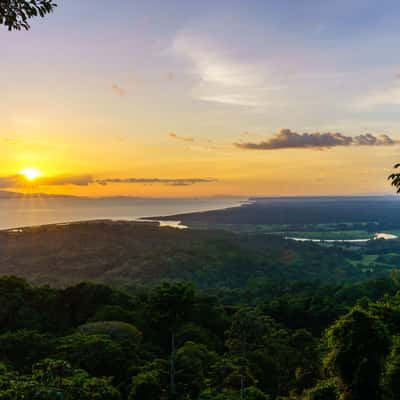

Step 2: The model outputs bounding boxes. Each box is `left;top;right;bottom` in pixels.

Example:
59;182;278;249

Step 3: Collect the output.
283;230;373;240
187;222;381;240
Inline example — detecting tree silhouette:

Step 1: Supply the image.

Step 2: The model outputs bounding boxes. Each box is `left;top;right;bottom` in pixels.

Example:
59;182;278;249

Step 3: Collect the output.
0;0;57;31
388;163;400;193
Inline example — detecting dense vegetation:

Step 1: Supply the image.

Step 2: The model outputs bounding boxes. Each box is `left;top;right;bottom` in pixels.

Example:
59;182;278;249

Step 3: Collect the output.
158;197;400;234
0;220;397;289
2;203;400;399
1;275;400;399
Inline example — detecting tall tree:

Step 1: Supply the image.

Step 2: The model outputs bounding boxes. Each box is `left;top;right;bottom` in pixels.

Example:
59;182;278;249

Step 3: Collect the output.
0;0;57;30
324;307;390;400
176;341;214;399
150;282;195;398
226;308;272;399
382;336;400;400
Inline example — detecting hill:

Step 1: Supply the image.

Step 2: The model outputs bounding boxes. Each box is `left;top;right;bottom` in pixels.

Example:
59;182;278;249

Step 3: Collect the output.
0;220;366;288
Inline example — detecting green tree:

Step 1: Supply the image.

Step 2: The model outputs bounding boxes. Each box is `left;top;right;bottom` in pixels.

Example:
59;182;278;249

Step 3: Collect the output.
382;336;400;400
175;341;215;398
0;0;57;30
226;308;272;399
209;356;256;394
248;327;319;397
150;282;195;398
324;307;390;400
368;297;400;336
92;305;137;325
199;386;268;400
0;330;53;372
129;359;169;400
0;359;120;400
78;321;142;351
305;379;340;400
55;333;125;380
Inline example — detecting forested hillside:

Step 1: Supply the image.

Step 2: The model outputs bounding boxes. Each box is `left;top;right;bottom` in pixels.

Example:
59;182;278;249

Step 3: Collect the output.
0;221;372;288
1;276;400;399
158;197;400;226
2;219;400;400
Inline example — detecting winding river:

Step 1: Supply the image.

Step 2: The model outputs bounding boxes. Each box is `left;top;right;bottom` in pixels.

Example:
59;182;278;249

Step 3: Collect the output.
286;232;398;243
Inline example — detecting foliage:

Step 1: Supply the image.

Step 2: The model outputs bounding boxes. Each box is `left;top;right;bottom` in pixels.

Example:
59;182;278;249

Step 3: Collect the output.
382;336;400;400
388;164;400;193
0;0;57;30
78;321;142;348
55;333;126;379
176;341;215;398
0;276;399;399
0;329;53;372
0;359;120;399
0;222;374;289
324;308;390;400
128;359;169;400
304;379;340;400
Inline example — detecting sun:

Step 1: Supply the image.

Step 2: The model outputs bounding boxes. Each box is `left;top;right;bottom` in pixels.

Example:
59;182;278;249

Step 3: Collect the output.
20;168;42;181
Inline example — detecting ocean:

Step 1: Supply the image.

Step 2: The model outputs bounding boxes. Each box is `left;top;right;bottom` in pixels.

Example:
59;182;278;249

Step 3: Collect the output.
0;197;245;230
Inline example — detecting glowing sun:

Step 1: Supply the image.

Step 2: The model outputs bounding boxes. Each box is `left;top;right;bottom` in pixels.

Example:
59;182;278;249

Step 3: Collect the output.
20;168;42;181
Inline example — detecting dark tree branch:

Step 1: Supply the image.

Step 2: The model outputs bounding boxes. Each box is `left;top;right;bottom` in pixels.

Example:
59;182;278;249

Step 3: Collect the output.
388;164;400;193
0;0;57;30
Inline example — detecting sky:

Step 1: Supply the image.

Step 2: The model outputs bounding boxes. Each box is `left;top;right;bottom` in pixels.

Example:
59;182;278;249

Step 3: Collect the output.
1;0;400;197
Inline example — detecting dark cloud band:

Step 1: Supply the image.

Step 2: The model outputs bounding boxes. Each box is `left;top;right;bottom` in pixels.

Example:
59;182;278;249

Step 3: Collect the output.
95;178;216;186
235;129;397;150
0;174;216;189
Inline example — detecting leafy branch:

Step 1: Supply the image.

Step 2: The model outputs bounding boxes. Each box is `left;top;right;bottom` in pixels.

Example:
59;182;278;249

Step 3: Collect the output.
388;163;400;193
0;0;57;30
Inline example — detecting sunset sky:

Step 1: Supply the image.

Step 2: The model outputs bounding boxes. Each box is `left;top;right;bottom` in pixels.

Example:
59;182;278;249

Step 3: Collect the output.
2;0;400;197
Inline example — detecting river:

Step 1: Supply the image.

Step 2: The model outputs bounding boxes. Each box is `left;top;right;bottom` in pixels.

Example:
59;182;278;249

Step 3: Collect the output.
286;232;398;243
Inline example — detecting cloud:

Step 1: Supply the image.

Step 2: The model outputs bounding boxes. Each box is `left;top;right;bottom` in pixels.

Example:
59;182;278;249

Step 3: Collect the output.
353;133;395;146
0;173;216;189
0;175;25;188
235;129;397;150
0;174;95;189
112;84;126;97
96;178;216;186
168;132;194;142
39;175;95;186
172;32;279;107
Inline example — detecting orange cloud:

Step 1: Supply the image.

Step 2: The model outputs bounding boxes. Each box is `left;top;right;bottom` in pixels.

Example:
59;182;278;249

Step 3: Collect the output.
168;132;195;142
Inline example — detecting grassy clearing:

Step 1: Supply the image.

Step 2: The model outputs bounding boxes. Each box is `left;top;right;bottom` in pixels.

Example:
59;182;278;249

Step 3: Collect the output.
187;222;400;242
283;230;373;240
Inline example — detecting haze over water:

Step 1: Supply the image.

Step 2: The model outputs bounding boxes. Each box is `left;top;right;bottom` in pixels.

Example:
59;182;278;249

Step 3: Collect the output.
0;197;245;230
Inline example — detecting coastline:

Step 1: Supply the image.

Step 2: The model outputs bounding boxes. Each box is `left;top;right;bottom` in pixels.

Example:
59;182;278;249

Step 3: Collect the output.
0;197;248;232
139;198;250;227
